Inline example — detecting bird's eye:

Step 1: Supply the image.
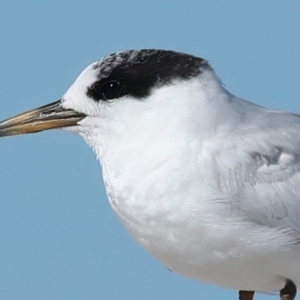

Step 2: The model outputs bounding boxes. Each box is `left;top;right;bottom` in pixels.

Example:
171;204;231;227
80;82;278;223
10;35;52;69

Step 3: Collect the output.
87;80;124;101
101;80;122;100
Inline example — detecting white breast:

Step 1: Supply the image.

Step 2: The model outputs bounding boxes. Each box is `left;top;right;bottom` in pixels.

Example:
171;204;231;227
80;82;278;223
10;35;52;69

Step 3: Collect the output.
74;71;300;292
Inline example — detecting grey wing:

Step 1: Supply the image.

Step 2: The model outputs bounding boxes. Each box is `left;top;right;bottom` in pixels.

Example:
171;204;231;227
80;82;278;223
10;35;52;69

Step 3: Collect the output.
221;110;300;234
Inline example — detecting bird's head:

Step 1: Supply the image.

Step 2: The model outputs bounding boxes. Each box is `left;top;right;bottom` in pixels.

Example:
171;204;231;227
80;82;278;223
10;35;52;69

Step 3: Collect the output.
0;49;225;159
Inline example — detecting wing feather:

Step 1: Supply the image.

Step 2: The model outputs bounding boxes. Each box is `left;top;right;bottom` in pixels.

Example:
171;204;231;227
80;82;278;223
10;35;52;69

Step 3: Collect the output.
216;110;300;234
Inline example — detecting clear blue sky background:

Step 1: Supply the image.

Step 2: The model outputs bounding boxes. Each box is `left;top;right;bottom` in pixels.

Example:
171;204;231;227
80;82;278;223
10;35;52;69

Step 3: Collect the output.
0;1;299;299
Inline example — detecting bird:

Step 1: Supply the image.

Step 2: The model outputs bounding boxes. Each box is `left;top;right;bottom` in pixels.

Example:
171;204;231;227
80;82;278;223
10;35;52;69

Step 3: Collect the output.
0;49;299;300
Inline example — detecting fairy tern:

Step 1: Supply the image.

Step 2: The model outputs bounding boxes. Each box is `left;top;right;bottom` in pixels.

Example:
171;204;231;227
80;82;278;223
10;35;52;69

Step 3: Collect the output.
0;49;299;300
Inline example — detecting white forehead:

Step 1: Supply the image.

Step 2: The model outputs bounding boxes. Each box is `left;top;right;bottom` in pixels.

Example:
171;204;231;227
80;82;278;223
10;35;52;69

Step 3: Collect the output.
61;62;98;111
61;49;213;115
61;51;142;111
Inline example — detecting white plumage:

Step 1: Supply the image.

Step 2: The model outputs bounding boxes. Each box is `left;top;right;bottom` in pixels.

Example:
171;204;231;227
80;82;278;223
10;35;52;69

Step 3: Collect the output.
1;49;299;299
62;59;300;293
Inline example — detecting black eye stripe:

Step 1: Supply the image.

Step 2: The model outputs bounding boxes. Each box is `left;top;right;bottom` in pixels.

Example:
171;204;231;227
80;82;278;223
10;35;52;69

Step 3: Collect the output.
87;80;126;101
87;79;132;102
86;49;210;102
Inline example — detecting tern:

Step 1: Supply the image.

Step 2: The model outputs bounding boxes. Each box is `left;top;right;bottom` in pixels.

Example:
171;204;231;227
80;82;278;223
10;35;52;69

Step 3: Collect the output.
0;49;299;300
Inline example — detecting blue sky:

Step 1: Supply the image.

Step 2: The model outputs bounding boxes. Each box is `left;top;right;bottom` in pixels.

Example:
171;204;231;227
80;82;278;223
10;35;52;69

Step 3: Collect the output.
0;1;299;299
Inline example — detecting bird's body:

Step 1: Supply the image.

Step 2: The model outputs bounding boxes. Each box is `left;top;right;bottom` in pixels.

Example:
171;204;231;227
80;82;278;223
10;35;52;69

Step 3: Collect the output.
1;49;300;299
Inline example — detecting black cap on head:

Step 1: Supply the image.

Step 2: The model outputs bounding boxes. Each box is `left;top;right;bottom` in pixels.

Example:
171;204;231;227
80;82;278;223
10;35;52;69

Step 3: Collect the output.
86;49;210;102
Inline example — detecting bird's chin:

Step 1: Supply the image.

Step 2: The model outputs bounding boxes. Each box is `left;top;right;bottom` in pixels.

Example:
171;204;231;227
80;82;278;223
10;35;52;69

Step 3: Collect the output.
62;125;80;133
